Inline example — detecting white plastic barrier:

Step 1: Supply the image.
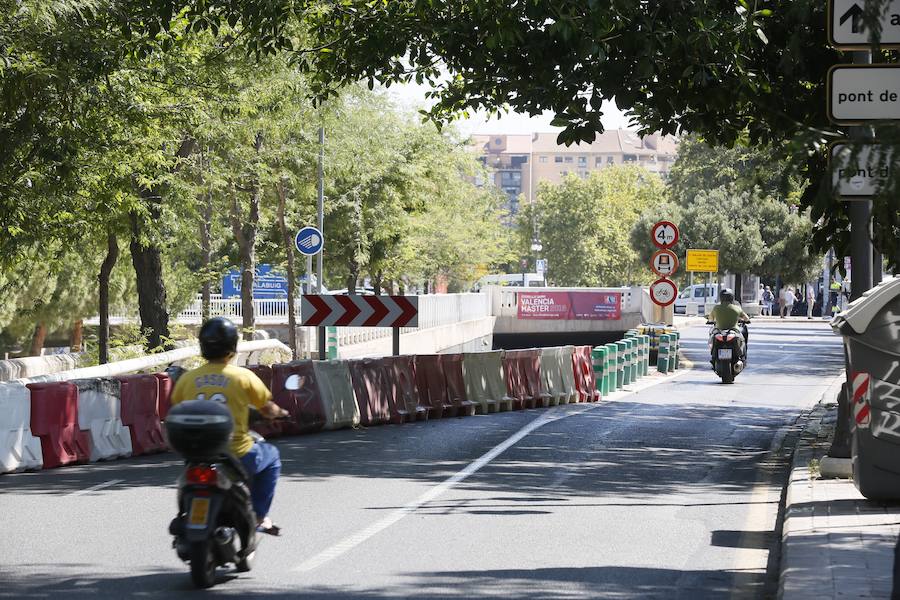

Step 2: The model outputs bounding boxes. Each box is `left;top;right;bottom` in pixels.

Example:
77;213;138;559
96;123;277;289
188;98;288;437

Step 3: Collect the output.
539;348;566;406
74;379;132;461
313;361;361;430
0;383;43;473
462;351;514;413
557;346;579;405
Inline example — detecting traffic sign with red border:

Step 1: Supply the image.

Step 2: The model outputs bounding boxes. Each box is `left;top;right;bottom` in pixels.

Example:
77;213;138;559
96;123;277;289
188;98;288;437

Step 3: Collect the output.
650;249;679;277
651;221;679;249
649;278;678;307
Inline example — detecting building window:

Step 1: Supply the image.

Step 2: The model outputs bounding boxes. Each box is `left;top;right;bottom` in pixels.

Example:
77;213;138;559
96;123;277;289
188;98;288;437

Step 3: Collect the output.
560;170;568;176
579;170;589;178
595;156;604;166
554;156;563;163
607;156;614;164
564;156;573;164
540;156;548;163
623;154;637;162
494;137;503;146
578;156;587;165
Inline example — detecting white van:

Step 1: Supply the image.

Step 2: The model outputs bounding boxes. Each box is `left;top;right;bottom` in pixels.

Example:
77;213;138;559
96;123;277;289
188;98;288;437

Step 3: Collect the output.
674;284;719;315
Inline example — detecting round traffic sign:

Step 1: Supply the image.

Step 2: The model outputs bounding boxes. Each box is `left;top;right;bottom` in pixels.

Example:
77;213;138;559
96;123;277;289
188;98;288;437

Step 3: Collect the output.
650;249;679;277
651;220;680;249
650;278;678;307
295;226;324;256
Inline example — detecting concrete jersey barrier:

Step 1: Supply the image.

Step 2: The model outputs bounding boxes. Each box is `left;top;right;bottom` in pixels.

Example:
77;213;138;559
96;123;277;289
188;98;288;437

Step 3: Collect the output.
0;383;43;473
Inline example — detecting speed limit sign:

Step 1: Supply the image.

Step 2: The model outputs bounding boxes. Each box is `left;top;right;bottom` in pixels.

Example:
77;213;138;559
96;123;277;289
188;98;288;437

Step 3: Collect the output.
651;221;679;249
650;278;678;307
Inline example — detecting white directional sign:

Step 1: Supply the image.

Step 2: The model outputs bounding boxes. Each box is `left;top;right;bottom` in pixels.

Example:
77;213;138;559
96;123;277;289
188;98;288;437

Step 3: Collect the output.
830;0;900;49
828;65;900;123
831;143;894;197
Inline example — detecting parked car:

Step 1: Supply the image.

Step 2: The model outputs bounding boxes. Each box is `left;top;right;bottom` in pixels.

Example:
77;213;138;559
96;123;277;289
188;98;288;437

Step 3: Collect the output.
673;284;719;315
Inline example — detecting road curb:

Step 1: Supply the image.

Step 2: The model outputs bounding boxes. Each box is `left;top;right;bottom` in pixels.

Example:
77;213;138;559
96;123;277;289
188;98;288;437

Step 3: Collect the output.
776;373;849;600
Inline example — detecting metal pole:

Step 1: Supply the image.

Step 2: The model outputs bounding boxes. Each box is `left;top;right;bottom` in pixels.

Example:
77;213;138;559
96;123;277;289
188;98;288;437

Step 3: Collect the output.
824;248;834;318
849;50;873;301
392;328;400;356
306;254;313;358
317;126;326;359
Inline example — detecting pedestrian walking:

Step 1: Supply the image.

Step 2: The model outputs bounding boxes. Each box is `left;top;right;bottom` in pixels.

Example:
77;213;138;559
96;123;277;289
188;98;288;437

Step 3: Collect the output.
762;286;774;316
782;287;796;318
806;286;816;319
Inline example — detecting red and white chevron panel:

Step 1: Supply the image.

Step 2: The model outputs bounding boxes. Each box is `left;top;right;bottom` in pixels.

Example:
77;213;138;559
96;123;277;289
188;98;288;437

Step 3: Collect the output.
301;295;418;327
851;371;871;429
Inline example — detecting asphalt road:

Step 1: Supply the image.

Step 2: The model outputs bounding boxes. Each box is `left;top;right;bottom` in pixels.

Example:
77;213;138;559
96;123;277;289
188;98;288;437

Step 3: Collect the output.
0;319;846;599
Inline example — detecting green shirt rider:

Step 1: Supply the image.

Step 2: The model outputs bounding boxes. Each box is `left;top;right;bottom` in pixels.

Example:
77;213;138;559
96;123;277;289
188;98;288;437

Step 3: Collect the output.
707;288;750;358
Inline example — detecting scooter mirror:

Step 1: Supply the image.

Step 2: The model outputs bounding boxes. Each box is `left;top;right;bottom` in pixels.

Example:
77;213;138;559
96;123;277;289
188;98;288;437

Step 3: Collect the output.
284;374;301;391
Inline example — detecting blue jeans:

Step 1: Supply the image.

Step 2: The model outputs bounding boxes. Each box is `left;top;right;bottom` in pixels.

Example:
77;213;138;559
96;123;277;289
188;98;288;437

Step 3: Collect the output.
239;442;281;520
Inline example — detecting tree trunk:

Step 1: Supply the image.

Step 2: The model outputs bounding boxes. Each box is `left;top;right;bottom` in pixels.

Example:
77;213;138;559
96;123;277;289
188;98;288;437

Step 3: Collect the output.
277;178;298;359
98;231;119;364
130;207;170;351
229;132;263;341
733;273;743;306
200;191;213;322
70;320;83;353
373;271;383;296
29;323;47;356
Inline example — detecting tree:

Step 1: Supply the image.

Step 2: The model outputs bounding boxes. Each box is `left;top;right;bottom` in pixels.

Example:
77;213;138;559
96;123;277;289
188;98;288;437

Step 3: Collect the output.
124;0;900;267
522;166;665;287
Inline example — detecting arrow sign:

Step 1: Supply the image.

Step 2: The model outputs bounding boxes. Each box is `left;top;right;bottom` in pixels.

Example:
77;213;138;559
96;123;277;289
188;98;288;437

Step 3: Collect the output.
300;295;419;327
829;0;900;48
840;3;863;32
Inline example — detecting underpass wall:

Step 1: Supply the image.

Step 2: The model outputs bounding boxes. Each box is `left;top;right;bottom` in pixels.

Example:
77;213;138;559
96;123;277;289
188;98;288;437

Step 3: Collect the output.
336;317;495;359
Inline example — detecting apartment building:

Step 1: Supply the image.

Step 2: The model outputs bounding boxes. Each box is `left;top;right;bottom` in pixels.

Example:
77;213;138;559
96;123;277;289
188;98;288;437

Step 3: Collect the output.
470;130;679;215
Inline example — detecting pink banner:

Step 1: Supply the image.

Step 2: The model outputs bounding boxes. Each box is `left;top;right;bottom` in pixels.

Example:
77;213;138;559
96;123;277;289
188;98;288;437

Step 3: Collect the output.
518;292;622;320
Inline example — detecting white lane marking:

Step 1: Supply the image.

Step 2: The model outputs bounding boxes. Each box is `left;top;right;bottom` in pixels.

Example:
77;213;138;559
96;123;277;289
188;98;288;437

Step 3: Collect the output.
293;369;689;573
67;479;125;497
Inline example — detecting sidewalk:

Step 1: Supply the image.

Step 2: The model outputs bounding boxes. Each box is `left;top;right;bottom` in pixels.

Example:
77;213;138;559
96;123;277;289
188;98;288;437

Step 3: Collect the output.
779;382;900;599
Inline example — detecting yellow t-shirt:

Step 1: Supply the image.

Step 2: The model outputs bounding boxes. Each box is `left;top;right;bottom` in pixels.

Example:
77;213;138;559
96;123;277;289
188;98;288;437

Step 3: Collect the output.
170;362;272;457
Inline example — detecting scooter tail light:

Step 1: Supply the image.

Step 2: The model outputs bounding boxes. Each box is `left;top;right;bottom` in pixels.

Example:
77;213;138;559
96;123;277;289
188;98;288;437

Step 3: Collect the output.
726;334;736;341
714;334;724;342
186;465;218;486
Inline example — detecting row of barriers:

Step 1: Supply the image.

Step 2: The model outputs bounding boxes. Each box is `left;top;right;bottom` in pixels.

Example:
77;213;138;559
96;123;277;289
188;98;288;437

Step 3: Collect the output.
0;336;676;474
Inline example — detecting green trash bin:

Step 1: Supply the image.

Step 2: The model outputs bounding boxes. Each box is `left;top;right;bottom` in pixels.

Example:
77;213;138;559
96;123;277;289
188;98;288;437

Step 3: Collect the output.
658;334;671;373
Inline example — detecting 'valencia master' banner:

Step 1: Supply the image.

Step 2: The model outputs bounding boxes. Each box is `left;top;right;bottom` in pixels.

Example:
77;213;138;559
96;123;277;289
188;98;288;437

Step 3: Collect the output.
517;291;622;320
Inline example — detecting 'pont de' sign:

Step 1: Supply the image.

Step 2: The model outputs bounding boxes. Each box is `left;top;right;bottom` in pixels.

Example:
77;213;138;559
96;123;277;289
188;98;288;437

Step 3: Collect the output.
828;64;900;123
301;295;419;327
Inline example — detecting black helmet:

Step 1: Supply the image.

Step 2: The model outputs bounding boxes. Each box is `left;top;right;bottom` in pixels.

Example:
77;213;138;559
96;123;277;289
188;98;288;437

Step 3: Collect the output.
199;317;239;360
719;288;735;303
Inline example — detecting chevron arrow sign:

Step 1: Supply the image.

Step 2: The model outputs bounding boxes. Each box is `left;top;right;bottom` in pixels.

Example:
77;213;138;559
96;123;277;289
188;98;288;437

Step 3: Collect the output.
301;295;419;327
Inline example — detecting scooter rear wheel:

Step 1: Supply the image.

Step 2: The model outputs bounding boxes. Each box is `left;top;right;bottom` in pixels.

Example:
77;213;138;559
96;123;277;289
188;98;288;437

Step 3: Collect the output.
716;361;734;384
189;541;217;588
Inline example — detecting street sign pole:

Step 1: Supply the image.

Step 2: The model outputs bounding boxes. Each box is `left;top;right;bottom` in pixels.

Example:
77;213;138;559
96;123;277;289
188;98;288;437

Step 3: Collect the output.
317;126;326;359
848;50;874;301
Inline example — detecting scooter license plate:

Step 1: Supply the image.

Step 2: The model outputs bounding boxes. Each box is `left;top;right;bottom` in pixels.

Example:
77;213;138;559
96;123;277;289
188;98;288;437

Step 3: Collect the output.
718;349;733;360
188;497;210;528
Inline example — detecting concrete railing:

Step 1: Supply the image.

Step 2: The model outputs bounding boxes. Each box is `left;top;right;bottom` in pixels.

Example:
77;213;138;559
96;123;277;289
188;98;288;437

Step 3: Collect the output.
13;339;292;385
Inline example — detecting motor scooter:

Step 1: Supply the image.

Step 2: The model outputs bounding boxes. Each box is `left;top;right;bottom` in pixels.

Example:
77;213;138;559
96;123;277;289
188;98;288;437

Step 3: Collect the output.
164;372;299;588
706;321;749;384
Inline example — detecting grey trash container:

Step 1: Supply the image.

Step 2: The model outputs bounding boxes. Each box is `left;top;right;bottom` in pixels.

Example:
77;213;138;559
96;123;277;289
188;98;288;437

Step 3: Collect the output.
832;276;900;500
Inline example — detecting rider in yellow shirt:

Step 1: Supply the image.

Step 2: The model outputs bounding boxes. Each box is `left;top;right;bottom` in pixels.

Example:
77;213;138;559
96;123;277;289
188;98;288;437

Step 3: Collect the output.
171;317;288;535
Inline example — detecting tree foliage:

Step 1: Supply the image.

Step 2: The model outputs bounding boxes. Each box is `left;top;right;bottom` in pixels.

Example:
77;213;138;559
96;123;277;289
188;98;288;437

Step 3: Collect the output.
520;166;665;287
